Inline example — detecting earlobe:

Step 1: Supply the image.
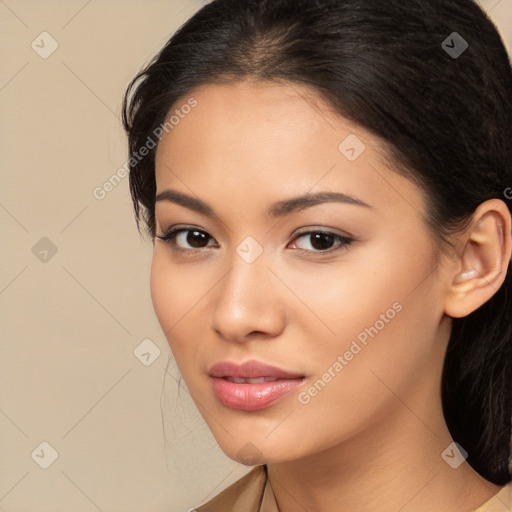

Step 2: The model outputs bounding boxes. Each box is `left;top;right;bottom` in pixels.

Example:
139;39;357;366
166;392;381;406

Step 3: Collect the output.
444;199;512;319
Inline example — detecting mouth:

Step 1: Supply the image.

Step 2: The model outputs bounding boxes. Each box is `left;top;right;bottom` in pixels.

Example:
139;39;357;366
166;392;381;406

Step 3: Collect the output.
223;376;286;384
208;359;306;411
208;359;305;379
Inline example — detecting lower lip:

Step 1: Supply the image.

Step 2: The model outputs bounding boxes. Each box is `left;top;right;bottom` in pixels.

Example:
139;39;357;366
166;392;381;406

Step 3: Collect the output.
210;376;306;411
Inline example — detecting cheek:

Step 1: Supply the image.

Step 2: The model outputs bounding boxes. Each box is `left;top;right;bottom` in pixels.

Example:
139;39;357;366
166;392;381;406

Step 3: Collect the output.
149;251;196;349
285;252;415;346
295;239;440;389
149;250;212;377
281;284;441;457
149;253;174;332
150;250;201;331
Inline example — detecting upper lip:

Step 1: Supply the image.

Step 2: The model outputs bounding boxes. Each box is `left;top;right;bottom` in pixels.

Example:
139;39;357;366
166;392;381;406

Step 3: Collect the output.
208;359;304;379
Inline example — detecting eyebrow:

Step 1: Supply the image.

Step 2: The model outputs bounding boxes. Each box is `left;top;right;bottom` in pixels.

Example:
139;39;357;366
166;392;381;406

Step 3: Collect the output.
155;189;373;218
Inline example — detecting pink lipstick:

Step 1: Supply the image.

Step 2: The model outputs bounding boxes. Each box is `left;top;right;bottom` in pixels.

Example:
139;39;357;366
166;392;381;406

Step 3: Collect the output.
208;360;306;411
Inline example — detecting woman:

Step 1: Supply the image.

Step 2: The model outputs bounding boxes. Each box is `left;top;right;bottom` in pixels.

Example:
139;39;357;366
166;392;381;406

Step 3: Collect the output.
122;0;512;510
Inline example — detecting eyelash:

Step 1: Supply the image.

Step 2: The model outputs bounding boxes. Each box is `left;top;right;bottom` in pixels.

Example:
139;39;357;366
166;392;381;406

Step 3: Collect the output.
155;226;355;256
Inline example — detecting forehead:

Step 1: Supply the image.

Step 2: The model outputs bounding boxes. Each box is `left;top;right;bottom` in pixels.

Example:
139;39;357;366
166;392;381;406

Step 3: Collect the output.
157;80;355;154
154;81;426;219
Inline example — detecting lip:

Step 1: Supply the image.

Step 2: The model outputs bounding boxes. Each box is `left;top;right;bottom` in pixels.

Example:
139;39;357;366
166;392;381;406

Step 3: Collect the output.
208;359;304;379
208;359;306;411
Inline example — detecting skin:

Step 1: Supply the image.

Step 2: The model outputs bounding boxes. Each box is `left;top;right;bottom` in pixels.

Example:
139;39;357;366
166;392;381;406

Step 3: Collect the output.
150;81;511;512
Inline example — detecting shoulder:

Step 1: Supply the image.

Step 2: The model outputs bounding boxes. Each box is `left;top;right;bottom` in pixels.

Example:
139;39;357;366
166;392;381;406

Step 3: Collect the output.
472;481;512;512
195;465;268;512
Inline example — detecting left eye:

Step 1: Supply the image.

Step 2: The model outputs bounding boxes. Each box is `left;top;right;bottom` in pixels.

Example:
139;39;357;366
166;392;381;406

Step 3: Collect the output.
155;227;354;254
289;230;354;252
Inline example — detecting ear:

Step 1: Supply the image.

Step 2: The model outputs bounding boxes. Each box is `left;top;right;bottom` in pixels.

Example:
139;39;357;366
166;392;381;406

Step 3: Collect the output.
444;199;512;318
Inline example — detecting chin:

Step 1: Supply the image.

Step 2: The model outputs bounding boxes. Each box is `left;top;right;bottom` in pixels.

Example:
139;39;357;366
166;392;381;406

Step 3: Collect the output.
214;433;300;466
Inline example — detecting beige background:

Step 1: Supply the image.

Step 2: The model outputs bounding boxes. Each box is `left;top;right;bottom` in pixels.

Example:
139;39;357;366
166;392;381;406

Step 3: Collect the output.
0;1;511;511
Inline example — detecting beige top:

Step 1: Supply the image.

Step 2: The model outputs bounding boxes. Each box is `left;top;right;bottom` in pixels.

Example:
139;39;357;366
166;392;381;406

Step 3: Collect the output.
196;465;512;512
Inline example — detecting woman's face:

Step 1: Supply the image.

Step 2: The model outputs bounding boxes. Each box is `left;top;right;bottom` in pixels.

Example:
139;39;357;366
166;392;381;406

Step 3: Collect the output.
151;81;452;464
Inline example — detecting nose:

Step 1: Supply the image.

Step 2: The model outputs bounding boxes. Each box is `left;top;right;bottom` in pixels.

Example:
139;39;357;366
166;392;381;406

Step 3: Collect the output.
211;247;286;343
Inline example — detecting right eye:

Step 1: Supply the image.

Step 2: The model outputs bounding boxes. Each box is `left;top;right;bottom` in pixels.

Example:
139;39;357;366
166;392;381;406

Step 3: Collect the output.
155;226;218;253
